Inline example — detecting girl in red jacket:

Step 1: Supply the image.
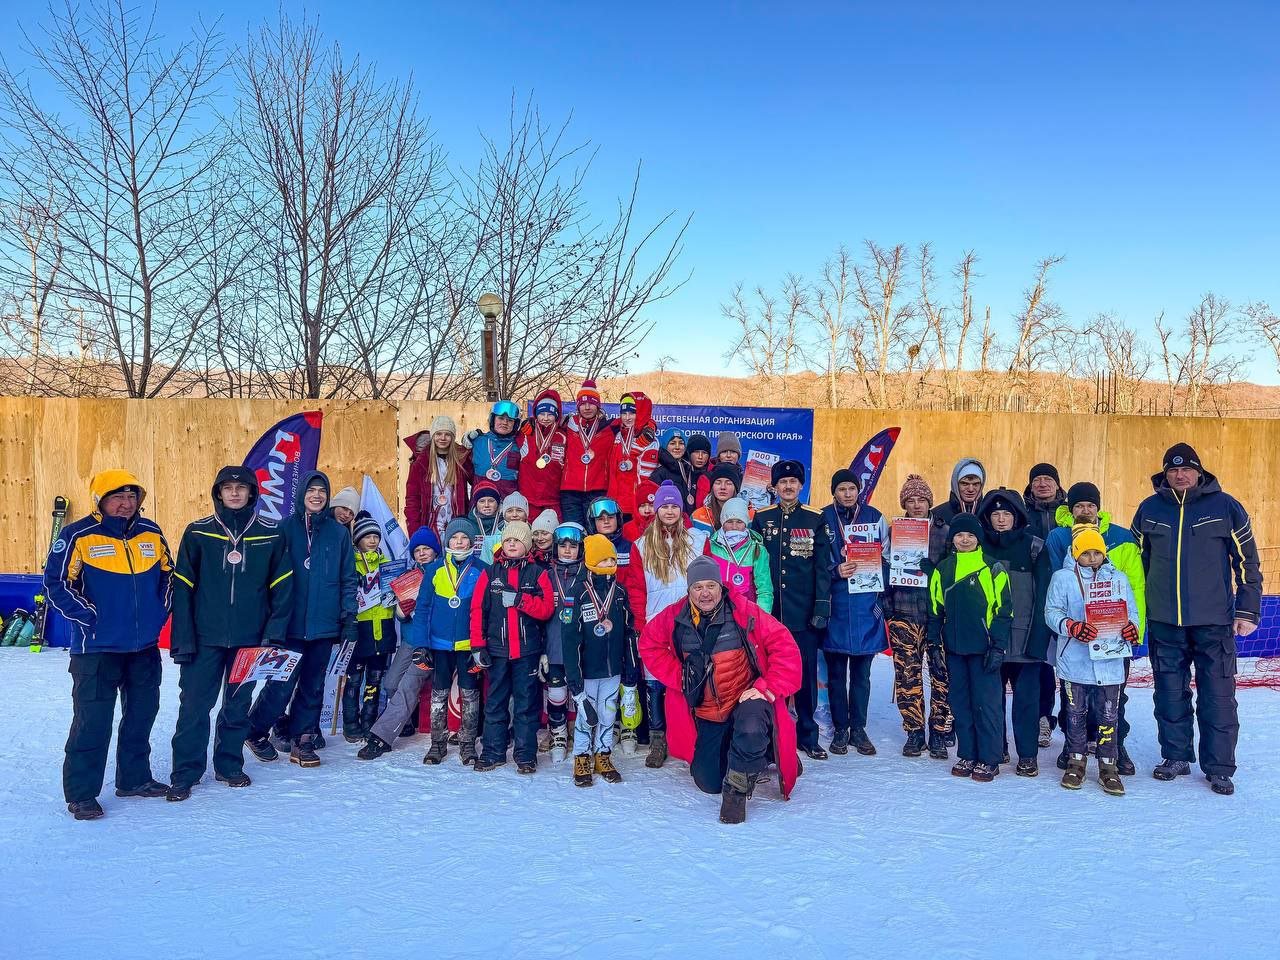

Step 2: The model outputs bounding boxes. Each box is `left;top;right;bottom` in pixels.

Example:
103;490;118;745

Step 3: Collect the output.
517;389;568;519
622;478;660;542
403;416;472;538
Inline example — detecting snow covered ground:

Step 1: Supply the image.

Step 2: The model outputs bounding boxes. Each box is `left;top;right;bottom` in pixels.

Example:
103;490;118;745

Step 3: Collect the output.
3;648;1278;960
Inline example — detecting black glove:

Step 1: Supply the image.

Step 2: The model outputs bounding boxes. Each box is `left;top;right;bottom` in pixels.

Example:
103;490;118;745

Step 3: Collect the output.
573;691;599;727
340;622;358;645
809;615;828;631
927;643;946;677
470;649;492;672
171;646;196;666
983;645;1005;674
410;647;433;671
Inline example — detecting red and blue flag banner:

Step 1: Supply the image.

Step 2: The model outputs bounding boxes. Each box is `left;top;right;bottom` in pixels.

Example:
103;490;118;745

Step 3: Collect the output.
849;427;900;509
244;411;324;522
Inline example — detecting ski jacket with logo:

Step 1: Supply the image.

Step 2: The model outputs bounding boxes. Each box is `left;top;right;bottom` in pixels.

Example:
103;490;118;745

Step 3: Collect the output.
561;412;617;492
1046;506;1147;640
354;550;397;657
606;392;659;514
517;390;569;512
468;427;522;500
927;549;1012;656
470;555;555;659
563;571;634;695
409;554;486;653
976;491;1050;662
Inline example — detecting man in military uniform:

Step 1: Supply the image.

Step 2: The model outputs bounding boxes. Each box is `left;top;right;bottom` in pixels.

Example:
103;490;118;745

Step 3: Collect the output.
752;460;834;760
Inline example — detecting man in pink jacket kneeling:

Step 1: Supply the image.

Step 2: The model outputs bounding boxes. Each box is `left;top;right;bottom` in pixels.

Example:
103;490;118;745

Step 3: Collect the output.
639;555;802;823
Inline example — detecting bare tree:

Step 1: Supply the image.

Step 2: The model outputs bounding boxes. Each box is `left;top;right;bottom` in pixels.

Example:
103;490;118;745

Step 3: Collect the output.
809;246;855;407
1245;300;1280;374
851;240;917;408
1085;312;1153;413
722;276;809;402
1156;293;1245;416
1004;256;1079;409
918;245;982;406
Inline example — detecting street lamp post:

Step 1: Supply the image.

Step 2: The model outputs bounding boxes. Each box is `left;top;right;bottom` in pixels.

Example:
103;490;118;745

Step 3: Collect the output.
477;292;503;402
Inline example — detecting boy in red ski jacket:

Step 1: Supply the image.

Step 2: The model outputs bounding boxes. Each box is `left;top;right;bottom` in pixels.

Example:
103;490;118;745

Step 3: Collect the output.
517;389;568;520
560;379;618;528
607;391;659;521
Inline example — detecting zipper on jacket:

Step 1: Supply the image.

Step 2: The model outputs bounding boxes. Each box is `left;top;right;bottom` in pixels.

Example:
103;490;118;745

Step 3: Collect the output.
123;528;140;647
1175;492;1185;626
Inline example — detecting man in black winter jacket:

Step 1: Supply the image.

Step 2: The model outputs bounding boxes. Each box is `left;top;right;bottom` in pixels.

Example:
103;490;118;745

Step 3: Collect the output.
167;467;294;800
1131;443;1262;796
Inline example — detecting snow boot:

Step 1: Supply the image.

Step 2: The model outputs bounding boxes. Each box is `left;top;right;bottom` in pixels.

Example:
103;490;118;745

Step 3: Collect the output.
927;730;949;760
359;669;385;733
423;739;448;765
902;730;925;757
290;734;321;768
517;760;537;775
970;762;999;782
1116;744;1136;777
1152;758;1191;781
245;735;278;763
595;751;623;784
645;731;668;769
421;689;449;765
1015;757;1039;778
1056;746;1070;771
312;731;326;750
358;733;393;761
851;729;876;756
1098;760;1125;796
270;725;293;753
1038;717;1052;748
115;779;170;798
459;688;480;765
216;771;252;788
829;728;850;755
550;725;569;763
341;671;364;742
802;744;829;761
1207;774;1235;796
944;729;956;747
573;753;594;787
1060;754;1087;790
951;759;975;778
718;770;755;824
166;783;192;802
68;799;105;820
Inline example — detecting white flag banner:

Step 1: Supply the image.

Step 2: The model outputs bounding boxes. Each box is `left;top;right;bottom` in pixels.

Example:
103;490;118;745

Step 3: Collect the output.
361;474;408;561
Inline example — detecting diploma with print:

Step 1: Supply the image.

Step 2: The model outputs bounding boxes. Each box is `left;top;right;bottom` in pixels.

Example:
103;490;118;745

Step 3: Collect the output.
739;450;780;510
389;568;424;618
1085;598;1130;660
229;646;303;684
844;523;884;593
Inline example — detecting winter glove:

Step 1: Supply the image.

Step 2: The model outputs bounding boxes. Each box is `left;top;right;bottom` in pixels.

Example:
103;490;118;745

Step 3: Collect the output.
809;615;828;631
170;646;196;666
461;428;484;450
1121;622;1139;645
501;590;519;609
340;621;358;646
410;647;433;671
983;645;1005;674
537;654;549;681
573;691;599;728
927;643;947;678
470;649;492;672
1064;619;1098;643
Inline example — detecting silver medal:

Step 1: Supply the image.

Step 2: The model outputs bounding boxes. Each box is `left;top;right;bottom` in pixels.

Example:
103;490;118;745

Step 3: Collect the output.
581;453;593;465
227;550;243;565
448;596;461;609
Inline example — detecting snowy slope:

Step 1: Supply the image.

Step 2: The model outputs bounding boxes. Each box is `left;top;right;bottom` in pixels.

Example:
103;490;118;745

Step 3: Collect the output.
3;648;1278;960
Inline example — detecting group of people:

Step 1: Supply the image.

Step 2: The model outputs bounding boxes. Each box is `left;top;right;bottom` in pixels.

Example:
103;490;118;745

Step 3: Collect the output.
44;380;1263;825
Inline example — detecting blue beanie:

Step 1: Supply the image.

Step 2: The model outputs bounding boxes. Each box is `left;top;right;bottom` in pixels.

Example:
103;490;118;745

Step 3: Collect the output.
409;526;441;558
661;428;688;448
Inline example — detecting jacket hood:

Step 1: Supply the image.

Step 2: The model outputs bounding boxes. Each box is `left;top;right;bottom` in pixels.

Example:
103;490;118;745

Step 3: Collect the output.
294;470;331;513
1054;503;1111;534
90;469;147;512
978;488;1028;529
949;457;985;511
1152;468;1222;500
403;429;429;453
211;465;259;506
628;390;654;427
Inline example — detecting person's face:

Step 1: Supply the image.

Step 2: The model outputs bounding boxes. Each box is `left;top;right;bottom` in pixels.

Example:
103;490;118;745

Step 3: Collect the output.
592;557;618;574
493;415;515;436
218;481;251;510
475;498;498;518
535;411;557;428
620;410;636;428
502;538;528;559
902;495;930;519
595;513;619;535
712;478;736;501
690;450;710;469
577;399;599;420
333;505;354;526
358;534;380;553
722;518;747;533
413;545;436;564
689;579;723;612
432;431;453;451
1166;466;1199;492
638;502;655;519
657;503;682;526
557;540;581;562
1079;548;1106;570
504;507;527;524
833;481;859;508
952;532;979;552
990;509;1014;533
957;475;982;504
532;530;553;550
776;477;802;502
1031;475;1058;500
719;451;740;465
303;484;328;514
100;490;139;518
1072;502;1099;524
667;437;686;458
448;532;473;553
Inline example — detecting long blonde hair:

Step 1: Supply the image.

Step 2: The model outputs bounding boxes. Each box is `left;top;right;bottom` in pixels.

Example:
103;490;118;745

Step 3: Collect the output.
428;434;466;486
641;513;696;584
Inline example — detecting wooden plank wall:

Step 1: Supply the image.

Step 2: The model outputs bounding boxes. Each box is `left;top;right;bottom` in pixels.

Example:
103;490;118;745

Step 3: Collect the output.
1;398;1275;582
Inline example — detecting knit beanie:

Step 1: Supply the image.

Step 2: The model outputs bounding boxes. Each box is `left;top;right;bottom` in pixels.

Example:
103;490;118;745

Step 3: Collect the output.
661;428;688;449
653;480;684;512
619;393;637;413
720;497;750;527
409;526;441;557
715;431;742;457
899;474;934;510
576;379;601;406
709;463;742;493
948;513;982;544
830;468;860;493
500;491;529;516
430;414;457;437
443;517;478;547
1162;443;1202;473
534;396;559;417
501;521;532;550
331;486;360;516
635;478;659;509
469;481;500;509
531;509;559;535
353;512;381;547
686;434;712;456
1028;462;1060;485
1067;482;1101;510
583;534;618;574
1071;524;1107;559
686;555;722;587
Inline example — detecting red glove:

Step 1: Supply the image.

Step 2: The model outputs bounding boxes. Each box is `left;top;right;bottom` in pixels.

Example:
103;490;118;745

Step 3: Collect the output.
1121;622;1139;645
1065;619;1098;642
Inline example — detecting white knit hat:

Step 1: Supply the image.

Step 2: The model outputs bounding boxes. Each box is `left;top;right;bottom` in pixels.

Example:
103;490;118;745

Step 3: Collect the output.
721;497;750;527
430;414;457;437
531;509;559;535
501;491;530;516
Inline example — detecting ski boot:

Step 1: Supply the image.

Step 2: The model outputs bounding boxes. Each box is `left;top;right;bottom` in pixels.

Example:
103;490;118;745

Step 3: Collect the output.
718;770;756;824
951;759;975;778
359;669;385;734
970;762;999;782
215;771;252;788
829;728;850;755
619;684;642;754
290;734;321;768
850;729;876;756
68;799;104;820
927;730;949;760
1015;757;1039;778
1207;774;1235;796
1060;754;1087;790
358;733;392;761
1038;716;1052;748
1098;760;1125;796
1116;743;1136;777
573;754;593;787
902;730;925;757
595;752;623;784
245;735;278;763
1152;759;1191;781
550;725;569;763
645;730;668;769
458;689;481;765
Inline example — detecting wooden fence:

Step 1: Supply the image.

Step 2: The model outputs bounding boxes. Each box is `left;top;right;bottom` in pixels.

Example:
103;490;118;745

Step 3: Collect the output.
1;398;1275;583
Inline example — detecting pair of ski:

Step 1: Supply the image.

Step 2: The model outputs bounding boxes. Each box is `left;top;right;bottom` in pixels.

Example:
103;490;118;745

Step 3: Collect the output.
27;496;69;653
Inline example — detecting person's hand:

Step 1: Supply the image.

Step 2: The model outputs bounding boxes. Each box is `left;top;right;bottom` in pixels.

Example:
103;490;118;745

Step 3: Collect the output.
461;428;483;450
809;615;828;630
983;646;1005;674
927;643;946;677
501;590;519;608
837;561;857;579
470;649;492;672
410;647;433;671
1121;622;1139;645
573;691;598;727
738;687;766;703
537;654;549;681
1234;617;1259;637
1065;619;1097;643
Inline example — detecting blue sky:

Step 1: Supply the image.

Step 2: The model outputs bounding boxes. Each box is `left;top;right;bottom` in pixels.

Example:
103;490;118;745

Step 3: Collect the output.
7;2;1278;380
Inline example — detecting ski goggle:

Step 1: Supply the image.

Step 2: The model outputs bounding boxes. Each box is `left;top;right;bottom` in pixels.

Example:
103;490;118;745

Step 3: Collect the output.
491;400;520;420
588;498;621;519
553;524;585;544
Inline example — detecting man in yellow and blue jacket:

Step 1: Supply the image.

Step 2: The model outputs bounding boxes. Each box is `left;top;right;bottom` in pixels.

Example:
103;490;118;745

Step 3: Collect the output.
44;469;174;820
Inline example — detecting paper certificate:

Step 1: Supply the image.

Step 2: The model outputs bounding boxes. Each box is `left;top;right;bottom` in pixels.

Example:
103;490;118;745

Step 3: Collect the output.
843;522;883;593
740;450;780;510
389;568;424;618
1085;592;1130;660
888;517;929;587
229;646;302;684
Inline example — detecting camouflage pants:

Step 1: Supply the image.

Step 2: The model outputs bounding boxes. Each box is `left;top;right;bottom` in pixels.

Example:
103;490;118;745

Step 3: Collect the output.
887;618;952;735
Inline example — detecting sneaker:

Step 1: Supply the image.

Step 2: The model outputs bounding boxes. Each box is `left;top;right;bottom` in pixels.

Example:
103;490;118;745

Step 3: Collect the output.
342;729;365;744
951;759;976;778
1061;754;1087;790
829;728;850;756
970;762;999;782
1098;761;1125;796
290;735;321;768
245;736;278;763
1116;745;1136;777
851;730;876;756
927;730;949;760
357;734;392;761
1152;759;1191;781
1038;717;1052;748
595;752;623;784
573;754;593;787
516;760;537;775
423;739;448;765
902;730;925;758
165;784;192;802
1207;774;1235;796
68;799;104;820
114;779;170;798
802;745;829;761
1015;758;1039;778
215;771;251;788
473;757;506;772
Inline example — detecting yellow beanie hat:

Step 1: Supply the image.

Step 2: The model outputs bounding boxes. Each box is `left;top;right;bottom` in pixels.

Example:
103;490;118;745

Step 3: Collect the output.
1071;524;1107;559
583;534;618;574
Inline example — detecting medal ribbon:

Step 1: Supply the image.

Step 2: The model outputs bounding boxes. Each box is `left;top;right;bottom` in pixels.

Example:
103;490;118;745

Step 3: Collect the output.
213;511;246;563
583;575;617;626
